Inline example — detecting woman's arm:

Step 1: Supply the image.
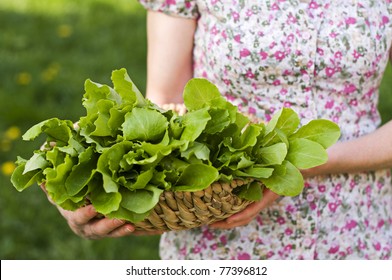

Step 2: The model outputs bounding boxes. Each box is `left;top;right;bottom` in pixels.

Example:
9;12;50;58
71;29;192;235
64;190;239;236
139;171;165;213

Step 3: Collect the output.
302;119;392;178
145;11;197;105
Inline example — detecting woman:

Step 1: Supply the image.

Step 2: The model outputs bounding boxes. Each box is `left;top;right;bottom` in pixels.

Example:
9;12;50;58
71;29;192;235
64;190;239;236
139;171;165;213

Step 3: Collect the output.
55;1;392;259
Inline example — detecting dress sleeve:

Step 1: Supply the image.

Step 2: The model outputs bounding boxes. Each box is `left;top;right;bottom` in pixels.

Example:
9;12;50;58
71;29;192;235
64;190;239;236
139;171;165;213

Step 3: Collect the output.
138;0;199;19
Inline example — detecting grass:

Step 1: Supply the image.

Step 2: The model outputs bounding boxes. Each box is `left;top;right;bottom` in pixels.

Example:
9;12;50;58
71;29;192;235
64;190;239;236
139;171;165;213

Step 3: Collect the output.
1;0;392;260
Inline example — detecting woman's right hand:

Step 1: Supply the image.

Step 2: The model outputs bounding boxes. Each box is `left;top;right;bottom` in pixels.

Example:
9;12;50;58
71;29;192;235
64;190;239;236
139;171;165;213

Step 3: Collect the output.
41;185;163;239
56;204;164;239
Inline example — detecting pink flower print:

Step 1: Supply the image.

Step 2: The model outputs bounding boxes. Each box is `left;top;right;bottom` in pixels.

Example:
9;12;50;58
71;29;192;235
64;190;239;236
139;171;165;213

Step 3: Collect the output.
285;228;293;236
306;193;315;202
358;239;367;250
365;185;372;195
377;219;385;229
234;34;241;43
303;238;313;248
246;9;253;17
165;0;176;5
365;70;375;78
220;235;228;245
325;100;334;109
325;67;336;78
232;11;240;22
353;49;362;59
274;50;285;61
343;83;357;94
345;17;357;25
317;48;324;56
271;3;279;10
192;244;202;254
277;216;286;225
245;68;255;79
330;31;338;38
211;25;219;35
318;185;326;192
328;202;338;212
381;16;390;26
210;243;218;250
283;101;292;108
269;41;277;49
272;79;281;86
185;1;191;8
179;246;186;256
285;204;296;213
259;51;268;60
280;88;288;95
309;1;319;9
248;106;256;115
202;229;214;240
284;244;292;252
328;245;340;254
222;79;231;86
221;30;227;39
373;242;381;251
225;93;235;102
349;99;358;107
240;48;251;57
345;219;358;230
267;251;274;258
287;13;297;24
237;252;251;260
295;50;302;56
287;34;295;42
256;215;263;225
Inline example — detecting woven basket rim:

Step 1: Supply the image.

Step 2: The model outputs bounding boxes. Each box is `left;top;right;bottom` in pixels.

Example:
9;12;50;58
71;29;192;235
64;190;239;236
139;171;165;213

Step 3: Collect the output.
133;178;262;232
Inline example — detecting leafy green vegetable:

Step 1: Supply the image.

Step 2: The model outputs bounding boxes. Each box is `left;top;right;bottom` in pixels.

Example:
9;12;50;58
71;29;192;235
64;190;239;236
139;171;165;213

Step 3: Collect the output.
10;68;341;223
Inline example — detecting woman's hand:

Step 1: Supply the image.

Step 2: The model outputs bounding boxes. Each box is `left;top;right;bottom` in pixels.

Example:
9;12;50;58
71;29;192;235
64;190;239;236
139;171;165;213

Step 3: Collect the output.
209;188;280;229
40;184;163;239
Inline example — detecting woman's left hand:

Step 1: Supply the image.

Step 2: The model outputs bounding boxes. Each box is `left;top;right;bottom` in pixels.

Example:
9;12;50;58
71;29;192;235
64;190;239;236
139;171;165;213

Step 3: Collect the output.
209;188;280;229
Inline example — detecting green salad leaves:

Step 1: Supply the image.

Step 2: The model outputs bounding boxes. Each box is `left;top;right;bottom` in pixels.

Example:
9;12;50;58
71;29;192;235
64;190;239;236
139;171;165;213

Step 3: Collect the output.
11;68;340;223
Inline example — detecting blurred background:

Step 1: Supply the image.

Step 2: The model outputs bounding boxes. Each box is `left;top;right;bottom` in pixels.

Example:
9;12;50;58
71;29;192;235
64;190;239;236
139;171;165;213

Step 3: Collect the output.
1;0;392;260
0;0;160;260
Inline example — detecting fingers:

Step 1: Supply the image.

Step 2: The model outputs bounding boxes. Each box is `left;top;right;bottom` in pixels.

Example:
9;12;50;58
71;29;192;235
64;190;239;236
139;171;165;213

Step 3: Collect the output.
66;204;98;226
209;189;280;230
64;205;164;239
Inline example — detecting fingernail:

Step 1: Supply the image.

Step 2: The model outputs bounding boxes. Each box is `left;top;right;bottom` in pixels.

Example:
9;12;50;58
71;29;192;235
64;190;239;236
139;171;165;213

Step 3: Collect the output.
125;225;135;232
115;219;125;225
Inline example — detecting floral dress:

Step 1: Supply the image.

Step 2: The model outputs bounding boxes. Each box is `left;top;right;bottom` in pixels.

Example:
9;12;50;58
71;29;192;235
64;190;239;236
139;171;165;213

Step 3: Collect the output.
139;0;392;259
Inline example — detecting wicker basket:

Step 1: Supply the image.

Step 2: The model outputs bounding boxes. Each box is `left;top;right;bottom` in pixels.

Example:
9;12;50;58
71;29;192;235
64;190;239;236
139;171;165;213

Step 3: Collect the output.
131;103;261;232
133;178;259;232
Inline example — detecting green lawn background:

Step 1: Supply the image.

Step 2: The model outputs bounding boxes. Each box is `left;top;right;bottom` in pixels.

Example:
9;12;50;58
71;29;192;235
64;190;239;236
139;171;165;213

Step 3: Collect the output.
1;0;391;260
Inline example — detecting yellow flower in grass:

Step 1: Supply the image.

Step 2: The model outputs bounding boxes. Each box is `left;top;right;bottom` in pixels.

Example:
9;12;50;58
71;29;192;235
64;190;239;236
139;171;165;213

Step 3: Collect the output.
41;63;60;82
1;161;16;176
5;126;21;141
17;72;32;85
57;24;73;38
